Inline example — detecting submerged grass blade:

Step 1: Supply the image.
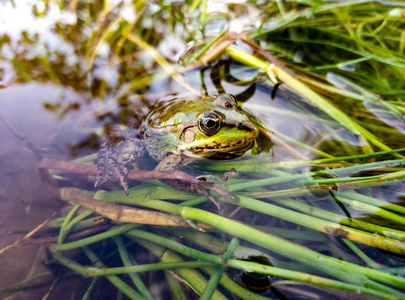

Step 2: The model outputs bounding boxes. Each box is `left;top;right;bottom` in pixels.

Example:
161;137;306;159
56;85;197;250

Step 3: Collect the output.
113;236;154;300
227;260;404;300
83;248;146;300
200;237;239;300
162;250;228;300
342;239;381;269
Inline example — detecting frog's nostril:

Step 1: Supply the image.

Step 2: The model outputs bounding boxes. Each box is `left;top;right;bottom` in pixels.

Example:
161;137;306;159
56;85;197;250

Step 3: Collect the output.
237;122;255;131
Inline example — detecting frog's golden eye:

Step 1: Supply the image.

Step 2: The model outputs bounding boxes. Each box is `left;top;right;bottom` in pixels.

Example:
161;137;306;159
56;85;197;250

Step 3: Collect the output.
198;111;222;136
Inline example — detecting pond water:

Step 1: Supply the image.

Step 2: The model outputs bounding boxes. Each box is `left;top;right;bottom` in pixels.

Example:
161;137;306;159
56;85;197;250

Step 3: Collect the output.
1;1;405;299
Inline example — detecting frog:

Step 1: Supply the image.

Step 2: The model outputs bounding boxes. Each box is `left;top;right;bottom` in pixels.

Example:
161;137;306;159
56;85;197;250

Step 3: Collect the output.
95;93;270;209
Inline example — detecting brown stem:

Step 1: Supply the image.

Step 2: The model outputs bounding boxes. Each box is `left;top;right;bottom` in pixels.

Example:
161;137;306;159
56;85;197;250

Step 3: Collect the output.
38;158;199;183
61;188;212;229
0;211;57;255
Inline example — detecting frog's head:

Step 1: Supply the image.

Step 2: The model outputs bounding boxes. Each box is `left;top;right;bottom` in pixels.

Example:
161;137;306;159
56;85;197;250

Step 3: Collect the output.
178;94;261;159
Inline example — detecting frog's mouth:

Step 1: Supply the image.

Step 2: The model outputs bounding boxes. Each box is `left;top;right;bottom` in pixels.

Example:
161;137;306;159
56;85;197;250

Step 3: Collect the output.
187;137;256;158
208;146;252;159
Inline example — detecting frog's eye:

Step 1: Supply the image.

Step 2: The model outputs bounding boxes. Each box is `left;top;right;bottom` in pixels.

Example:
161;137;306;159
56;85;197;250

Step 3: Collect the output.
198;111;222;136
215;94;236;108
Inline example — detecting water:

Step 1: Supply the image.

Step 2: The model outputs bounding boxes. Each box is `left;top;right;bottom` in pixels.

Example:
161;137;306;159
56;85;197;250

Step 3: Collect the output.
1;1;405;299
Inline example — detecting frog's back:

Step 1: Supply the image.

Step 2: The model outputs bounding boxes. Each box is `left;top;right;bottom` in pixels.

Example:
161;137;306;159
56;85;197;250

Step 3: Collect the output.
142;95;228;129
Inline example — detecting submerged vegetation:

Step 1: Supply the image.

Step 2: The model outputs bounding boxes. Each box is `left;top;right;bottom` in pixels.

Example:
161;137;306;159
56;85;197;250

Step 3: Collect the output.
1;0;405;299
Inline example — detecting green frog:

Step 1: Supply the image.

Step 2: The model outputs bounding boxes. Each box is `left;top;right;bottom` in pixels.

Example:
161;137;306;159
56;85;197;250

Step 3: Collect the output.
95;93;270;208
